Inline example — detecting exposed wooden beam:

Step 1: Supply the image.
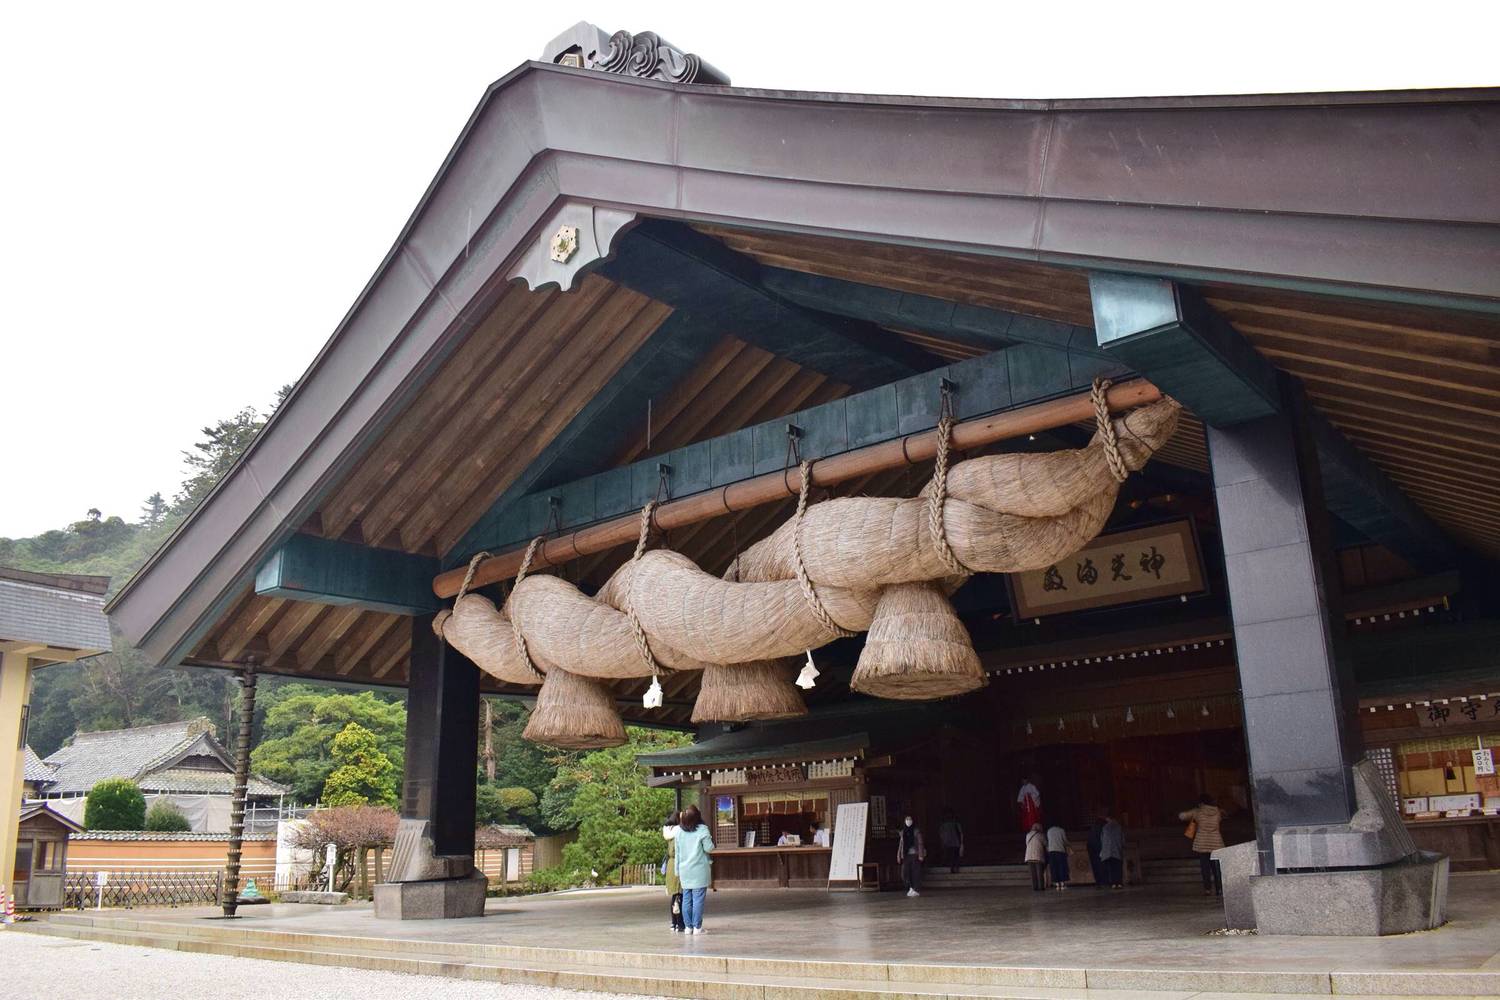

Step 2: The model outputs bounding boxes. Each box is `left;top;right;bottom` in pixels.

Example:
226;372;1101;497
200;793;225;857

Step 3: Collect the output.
255;533;440;616
434;379;1161;597
1089;273;1457;572
598;220;944;384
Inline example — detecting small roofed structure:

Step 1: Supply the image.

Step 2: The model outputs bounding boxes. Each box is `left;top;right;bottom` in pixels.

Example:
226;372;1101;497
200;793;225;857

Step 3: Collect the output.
1;567;110;904
13;802;83;909
21;745;55;798
37;718;287;831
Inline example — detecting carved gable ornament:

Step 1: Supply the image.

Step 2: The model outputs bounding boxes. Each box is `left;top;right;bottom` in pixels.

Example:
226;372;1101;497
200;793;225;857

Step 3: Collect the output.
541;21;729;86
549;225;579;264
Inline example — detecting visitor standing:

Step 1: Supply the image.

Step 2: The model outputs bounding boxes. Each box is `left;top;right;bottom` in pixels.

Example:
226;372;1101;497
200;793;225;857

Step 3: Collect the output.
937;808;964;874
1024;822;1047;891
1099;812;1126;889
1045;823;1070;890
1016;776;1042;833
675;805;715;933
1179;794;1226;897
1086;812;1105;888
662;811;684;932
897;814;925;897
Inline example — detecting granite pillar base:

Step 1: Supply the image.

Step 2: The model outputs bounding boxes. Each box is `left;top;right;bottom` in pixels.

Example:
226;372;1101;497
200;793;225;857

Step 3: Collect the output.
1212;841;1258;930
1248;851;1449;936
372;869;487;920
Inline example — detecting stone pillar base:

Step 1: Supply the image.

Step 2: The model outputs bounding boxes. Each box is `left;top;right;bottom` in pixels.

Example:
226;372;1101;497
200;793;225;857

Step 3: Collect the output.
373;870;487;920
1248;851;1449;936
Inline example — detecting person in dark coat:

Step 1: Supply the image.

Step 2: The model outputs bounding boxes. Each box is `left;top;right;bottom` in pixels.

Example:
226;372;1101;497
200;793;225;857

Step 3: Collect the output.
1086;812;1106;889
1099;812;1126;889
896;814;926;897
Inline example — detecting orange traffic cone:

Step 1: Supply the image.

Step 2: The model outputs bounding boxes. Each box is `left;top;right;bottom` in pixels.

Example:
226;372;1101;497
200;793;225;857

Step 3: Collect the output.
0;885;13;925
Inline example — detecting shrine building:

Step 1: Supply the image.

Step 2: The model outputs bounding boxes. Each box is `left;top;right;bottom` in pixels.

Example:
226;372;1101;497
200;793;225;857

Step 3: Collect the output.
102;23;1500;935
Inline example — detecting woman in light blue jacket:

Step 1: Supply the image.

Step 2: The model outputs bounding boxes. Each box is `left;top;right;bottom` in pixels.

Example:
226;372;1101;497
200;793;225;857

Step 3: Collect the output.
674;804;715;934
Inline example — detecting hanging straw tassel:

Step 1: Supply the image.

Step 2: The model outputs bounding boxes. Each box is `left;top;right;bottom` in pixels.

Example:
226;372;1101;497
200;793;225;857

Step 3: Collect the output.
849;581;987;700
691;660;808;723
522;666;627;750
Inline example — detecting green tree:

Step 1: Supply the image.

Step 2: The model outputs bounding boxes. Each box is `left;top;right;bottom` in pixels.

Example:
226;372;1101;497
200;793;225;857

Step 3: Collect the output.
252;691;405;805
173;384;294;516
144;799;192;832
322;722;398;807
476;784;539;827
554;728;691;880
139;492;169;526
485;701;559;803
84;778;147;830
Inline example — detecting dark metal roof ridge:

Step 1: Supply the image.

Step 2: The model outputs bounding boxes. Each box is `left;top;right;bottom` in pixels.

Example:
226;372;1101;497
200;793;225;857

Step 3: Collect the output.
519;61;1500;111
107;59;1500;670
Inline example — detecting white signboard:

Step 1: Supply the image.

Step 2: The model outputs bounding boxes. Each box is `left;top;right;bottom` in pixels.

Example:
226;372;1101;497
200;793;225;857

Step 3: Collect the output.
828;802;869;884
1475;748;1496;776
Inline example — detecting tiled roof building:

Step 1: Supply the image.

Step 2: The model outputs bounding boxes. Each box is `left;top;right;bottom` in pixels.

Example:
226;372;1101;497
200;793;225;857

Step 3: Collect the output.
35;718;287;829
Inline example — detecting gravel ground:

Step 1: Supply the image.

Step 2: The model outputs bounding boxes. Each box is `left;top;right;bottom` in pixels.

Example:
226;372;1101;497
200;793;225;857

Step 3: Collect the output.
0;930;649;1000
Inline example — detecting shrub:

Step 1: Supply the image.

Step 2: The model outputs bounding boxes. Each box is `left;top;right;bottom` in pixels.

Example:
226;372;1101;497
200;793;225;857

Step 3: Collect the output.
84;778;146;830
524;865;589;893
475;784;538;826
144;800;193;832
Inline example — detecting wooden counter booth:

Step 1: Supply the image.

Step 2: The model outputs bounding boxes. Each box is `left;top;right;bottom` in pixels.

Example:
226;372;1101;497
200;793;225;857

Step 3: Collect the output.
643;736;870;888
12;803;82;909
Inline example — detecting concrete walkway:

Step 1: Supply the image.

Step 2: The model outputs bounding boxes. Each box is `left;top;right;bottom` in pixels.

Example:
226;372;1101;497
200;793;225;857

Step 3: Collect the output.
0;930;639;1000
18;874;1500;997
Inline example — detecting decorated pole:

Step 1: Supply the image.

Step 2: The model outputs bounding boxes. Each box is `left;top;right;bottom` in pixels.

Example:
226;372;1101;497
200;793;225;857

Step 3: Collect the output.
221;661;258;917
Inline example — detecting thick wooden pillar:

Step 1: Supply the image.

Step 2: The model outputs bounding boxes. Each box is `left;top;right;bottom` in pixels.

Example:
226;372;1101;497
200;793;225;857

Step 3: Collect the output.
1207;381;1362;874
403;614;479;857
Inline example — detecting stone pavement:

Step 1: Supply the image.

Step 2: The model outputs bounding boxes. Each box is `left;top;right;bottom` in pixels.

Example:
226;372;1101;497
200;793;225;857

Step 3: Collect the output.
0;929;640;1000
118;873;1500;970
28;872;1500;991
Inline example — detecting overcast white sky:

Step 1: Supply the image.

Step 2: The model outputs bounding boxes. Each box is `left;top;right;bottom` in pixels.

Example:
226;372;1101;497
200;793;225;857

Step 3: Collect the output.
2;1;1495;538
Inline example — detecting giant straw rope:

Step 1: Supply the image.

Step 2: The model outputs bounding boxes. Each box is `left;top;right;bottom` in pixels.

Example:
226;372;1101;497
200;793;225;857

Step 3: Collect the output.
433;388;1181;743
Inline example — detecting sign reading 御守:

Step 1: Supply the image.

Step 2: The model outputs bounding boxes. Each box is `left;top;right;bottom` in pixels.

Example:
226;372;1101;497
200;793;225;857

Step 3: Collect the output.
1417;698;1500;728
1009;519;1206;619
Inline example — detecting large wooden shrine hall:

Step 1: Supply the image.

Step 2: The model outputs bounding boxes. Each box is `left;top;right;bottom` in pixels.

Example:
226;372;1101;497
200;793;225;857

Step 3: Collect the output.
106;23;1499;934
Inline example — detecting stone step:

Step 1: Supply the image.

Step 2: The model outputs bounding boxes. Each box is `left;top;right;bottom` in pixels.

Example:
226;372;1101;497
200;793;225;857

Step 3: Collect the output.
26;910;1500;998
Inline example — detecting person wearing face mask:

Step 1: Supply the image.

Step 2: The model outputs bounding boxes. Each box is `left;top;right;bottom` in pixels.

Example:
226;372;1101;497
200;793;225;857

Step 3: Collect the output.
895;814;926;897
662;811;684;932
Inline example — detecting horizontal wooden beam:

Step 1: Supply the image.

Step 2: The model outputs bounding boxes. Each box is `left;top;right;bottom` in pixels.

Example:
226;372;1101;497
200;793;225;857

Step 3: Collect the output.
1089;272;1457;572
433;379;1162;597
256;534;440;615
597;220;942;385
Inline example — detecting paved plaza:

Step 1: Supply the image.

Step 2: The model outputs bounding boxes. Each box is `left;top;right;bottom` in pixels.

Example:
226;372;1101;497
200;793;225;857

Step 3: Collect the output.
35;873;1500;978
0;930;638;1000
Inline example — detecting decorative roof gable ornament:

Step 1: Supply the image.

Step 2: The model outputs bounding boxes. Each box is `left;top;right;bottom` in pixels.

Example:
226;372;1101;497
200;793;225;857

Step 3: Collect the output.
541;21;729;86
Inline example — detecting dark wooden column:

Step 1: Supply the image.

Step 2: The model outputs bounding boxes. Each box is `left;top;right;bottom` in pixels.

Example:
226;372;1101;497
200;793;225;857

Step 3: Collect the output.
404;614;479;857
1207;379;1362;875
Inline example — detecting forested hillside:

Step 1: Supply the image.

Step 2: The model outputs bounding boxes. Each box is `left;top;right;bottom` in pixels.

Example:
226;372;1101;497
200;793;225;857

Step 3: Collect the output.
8;390;291;756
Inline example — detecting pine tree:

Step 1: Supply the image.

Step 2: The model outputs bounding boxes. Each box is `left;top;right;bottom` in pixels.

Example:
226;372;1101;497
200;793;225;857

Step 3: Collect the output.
139;492;168;526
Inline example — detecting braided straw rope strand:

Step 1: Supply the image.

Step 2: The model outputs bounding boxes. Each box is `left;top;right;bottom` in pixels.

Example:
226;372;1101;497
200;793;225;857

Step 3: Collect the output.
626;503;662;676
507;538;546;681
927;412;972;577
1092;378;1130;484
792;460;857;638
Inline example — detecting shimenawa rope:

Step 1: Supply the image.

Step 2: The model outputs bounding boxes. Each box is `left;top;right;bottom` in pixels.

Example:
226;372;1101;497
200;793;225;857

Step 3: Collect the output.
1092;378;1130;484
791;460;856;638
